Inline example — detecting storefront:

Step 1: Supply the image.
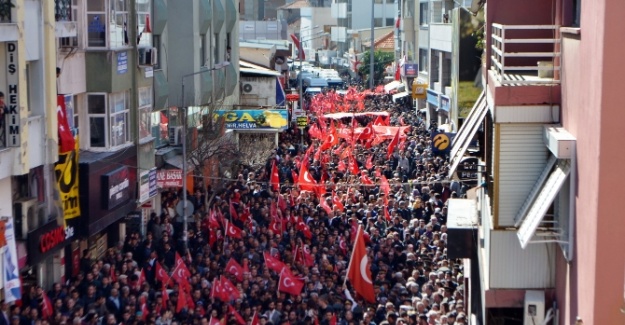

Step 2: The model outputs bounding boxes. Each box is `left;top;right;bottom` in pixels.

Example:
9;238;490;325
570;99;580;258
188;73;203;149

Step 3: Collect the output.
26;220;74;289
78;148;137;256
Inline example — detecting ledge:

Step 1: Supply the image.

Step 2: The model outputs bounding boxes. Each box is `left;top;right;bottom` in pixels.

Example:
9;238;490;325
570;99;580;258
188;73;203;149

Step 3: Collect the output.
560;27;581;36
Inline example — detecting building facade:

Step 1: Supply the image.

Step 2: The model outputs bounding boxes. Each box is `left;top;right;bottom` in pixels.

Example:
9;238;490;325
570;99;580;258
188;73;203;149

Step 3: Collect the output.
447;0;625;324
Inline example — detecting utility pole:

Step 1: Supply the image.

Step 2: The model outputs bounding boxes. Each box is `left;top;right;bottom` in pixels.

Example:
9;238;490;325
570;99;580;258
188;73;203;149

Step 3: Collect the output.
369;0;375;89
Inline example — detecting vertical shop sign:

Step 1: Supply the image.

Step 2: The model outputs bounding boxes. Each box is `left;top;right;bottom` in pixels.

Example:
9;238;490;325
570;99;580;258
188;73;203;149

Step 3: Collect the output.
3;217;21;302
5;42;19;147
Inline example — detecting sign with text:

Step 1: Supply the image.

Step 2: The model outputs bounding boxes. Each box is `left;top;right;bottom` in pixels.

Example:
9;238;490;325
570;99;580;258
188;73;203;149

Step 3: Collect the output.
215;109;289;130
6;42;19;147
139;168;158;203
440;95;450;112
3;217;21;303
117;52;128;74
157;169;183;188
404;63;418;77
55;141;81;220
27;220;74;265
102;166;131;210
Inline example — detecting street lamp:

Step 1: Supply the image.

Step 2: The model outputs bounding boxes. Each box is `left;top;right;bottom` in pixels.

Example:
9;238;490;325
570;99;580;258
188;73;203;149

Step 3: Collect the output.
297;26;321;124
179;66;225;251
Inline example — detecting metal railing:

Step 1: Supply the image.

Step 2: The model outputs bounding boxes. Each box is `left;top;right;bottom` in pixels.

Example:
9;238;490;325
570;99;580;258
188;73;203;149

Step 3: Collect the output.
490;23;561;85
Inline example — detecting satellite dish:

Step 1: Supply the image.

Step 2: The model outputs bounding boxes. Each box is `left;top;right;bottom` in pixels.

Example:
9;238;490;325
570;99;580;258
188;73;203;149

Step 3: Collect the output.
176;200;195;218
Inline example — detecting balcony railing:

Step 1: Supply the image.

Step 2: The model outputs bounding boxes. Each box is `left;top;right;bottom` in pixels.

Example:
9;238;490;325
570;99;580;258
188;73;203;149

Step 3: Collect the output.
490;23;561;85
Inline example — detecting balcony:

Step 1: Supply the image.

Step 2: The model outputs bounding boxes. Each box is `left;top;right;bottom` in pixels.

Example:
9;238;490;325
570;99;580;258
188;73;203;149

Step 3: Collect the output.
490;23;560;86
488;23;562;107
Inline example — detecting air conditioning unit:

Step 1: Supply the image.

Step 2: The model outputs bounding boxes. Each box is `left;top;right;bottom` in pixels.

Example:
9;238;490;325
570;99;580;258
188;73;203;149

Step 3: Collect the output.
138;47;158;66
13;198;38;240
59;36;78;49
524;290;545;325
241;83;254;93
168;126;183;146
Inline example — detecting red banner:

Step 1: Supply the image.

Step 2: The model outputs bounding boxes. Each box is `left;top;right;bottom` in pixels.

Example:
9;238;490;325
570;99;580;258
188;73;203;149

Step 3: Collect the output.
57;95;75;153
156;170;183;188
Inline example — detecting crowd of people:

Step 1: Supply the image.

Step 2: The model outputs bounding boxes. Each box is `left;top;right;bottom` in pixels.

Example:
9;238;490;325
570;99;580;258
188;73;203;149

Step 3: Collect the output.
15;87;469;325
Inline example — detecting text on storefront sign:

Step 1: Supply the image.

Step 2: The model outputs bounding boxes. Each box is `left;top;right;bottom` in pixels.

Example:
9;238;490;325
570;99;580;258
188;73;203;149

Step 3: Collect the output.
6;42;19;147
39;225;74;254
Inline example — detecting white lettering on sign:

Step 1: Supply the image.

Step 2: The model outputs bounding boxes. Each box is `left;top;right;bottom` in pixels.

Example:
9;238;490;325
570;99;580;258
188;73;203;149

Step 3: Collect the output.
6;42;19;147
109;178;130;199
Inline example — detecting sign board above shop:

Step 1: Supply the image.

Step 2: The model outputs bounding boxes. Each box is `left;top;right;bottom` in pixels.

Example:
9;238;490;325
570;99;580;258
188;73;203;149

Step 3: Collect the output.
215;109;289;131
157;169;183;188
102;166;131;210
27;220;74;265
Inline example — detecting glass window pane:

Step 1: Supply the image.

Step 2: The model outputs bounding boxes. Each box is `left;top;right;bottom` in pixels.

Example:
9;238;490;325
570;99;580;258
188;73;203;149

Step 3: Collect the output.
88;94;105;114
152;111;168;147
110;13;129;47
139;107;151;139
139;87;152;107
89;117;106;147
87;14;107;47
111;93;126;113
110;113;127;147
87;0;105;11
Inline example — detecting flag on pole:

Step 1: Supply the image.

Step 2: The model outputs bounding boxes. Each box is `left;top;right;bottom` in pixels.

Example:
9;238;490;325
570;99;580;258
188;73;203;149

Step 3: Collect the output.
346;225;376;303
278;269;304;296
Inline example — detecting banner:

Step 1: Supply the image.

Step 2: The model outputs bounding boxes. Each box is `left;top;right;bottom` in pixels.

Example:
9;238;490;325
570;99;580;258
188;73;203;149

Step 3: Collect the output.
215;109;288;130
57;95;75;153
157;170;183;188
3;217;21;303
55;139;80;220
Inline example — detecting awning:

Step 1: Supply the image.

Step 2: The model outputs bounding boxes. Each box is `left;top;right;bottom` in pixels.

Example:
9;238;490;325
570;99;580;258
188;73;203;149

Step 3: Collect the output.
276;78;286;106
516;158;571;248
448;91;487;177
164;155;184;169
384;80;404;93
392;91;410;102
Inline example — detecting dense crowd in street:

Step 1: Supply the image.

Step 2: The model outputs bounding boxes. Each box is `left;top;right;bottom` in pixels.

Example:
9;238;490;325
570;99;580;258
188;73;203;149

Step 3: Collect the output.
13;87;469;325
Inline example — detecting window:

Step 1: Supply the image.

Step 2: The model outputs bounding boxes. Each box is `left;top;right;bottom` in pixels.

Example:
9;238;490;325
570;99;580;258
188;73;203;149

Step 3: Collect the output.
86;0;106;47
214;33;220;64
419;2;429;26
138;87;153;142
110;0;129;48
153;35;162;69
572;0;580;27
151;111;168;148
55;0;72;21
225;33;231;62
200;34;206;67
87;91;130;149
137;0;152;47
386;18;394;26
374;18;383;28
419;49;428;72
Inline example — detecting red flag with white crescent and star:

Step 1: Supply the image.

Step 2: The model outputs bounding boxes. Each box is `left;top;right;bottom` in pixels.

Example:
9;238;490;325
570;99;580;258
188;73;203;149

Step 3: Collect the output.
387;128;400;159
222;275;241;300
278;269;304;296
264;251;287;274
332;191;344;212
271;160;280;191
176;287;187;313
155;262;170;285
225;220;243;239
226;258;244;282
251;312;260;325
228;305;246;325
346;225;376;303
298;164;317;192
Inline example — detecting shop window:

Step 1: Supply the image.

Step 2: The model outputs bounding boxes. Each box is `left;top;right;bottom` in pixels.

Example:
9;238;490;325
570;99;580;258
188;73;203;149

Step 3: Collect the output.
138;87;153;142
86;0;107;47
87;91;131;150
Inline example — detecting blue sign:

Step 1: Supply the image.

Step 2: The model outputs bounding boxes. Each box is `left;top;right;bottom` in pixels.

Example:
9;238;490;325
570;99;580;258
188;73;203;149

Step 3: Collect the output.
404;63;418;77
117;52;128;75
440;95;450;112
215;109;289;130
427;89;439;106
148;168;158;198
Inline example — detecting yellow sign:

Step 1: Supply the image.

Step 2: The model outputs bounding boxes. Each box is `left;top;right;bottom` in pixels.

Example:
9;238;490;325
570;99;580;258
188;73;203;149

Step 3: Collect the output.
412;83;428;99
433;133;450;151
55;139;80;220
296;116;308;128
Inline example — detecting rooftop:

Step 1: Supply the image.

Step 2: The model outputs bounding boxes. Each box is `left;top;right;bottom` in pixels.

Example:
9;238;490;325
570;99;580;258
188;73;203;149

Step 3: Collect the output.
363;31;395;50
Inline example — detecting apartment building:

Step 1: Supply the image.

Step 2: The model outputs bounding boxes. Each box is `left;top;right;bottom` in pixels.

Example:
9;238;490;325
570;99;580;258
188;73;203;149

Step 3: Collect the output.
446;0;625;324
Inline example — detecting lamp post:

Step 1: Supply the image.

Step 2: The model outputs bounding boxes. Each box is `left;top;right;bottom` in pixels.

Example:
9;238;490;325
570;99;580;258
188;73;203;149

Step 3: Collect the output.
179;68;221;251
369;0;375;89
297;26;321;128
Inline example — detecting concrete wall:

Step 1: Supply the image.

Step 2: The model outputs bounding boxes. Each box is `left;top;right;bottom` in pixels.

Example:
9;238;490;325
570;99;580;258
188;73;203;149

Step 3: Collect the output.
240;76;276;106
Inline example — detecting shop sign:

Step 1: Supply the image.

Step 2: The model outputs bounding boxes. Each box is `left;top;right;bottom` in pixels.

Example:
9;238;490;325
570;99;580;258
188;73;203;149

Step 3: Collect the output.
26;220;74;269
412;82;428;100
6;42;20;147
102;166;131;210
157;169;183;188
215;109;289;130
117;52;128;74
139;168;157;203
296;116;308;128
440;95;450;112
427;89;439;106
404;63;418;77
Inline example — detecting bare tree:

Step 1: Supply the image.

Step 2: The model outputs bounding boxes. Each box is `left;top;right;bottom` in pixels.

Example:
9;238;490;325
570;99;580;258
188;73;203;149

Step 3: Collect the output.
237;133;276;171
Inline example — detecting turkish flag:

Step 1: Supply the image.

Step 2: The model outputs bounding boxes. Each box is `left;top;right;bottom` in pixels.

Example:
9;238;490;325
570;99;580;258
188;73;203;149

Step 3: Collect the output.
395;64;401;81
348;155;359;175
320;123;339;151
373;115;388;126
302;246;315;267
229;200;239;220
269;218;282;235
251;312;260;325
290;34;305;60
176;288;187;313
209;316;221;325
57;95;76;153
41;292;53;319
155;262;170;285
210;277;228;302
338;160;346;172
387;128;400;159
162;286;169;310
380;175;391;197
225;221;243;239
320;198;333;215
278;269;304;296
298;164;317;192
277;194;287;211
264;251;286;274
141;303;149;321
346;225;376;303
171;255;191;285
365;154;373;170
136;269;146;290
332;191;344;212
226;258;244;282
228;305;246;325
222;276;241;300
395;16;401;29
291;170;299;185
271;160;280;191
360;173;374;186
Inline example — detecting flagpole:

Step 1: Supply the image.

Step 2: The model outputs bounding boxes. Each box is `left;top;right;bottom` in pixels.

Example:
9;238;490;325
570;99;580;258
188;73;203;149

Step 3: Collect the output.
344;224;361;287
